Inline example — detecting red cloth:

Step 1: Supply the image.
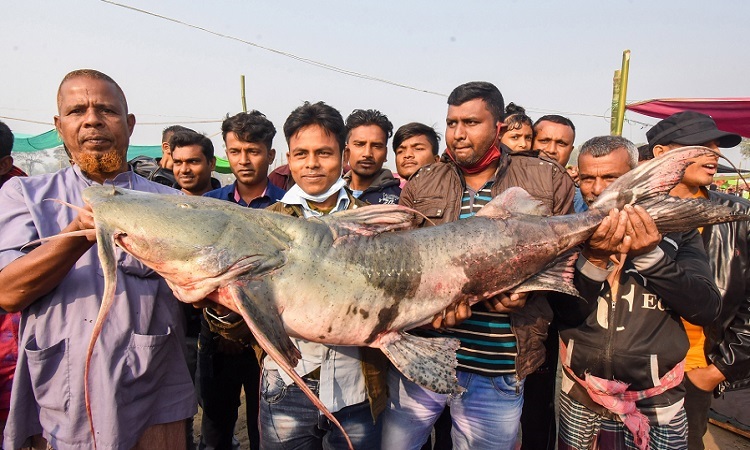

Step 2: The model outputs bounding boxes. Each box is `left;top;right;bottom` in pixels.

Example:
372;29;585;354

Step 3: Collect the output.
0;165;27;188
627;98;750;138
444;142;502;174
560;340;685;450
0;165;24;420
0;313;20;421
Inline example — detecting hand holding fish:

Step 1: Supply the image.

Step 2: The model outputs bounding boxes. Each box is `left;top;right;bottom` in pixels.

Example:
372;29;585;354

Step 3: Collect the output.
431;300;471;328
482;292;528;313
621;204;661;257
71;203;97;242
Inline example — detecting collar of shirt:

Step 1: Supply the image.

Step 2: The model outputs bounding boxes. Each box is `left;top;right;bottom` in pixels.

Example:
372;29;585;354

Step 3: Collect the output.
233;181;269;206
74;164;136;188
281;185;350;218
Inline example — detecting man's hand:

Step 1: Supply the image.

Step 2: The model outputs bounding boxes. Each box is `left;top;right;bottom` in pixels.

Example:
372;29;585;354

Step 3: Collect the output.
71;204;97;242
431;300;471;329
430;292;529;329
622;205;661;257
686;365;726;392
482;292;528;313
583;206;661;268
582;208;628;267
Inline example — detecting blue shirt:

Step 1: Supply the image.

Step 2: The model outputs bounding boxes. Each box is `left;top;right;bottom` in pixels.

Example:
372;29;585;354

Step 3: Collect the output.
204;180;285;208
574;186;589;213
0;166;196;449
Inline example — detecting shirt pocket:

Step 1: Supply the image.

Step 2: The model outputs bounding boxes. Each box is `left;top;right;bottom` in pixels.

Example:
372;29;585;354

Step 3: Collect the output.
120;327;174;404
26;337;71;423
410;198;447;222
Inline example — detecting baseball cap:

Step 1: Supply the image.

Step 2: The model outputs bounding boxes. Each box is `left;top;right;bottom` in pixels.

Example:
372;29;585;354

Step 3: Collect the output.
646;111;742;149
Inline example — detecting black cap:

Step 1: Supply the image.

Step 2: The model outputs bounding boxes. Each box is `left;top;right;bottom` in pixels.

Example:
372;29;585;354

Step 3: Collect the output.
646;111;742;149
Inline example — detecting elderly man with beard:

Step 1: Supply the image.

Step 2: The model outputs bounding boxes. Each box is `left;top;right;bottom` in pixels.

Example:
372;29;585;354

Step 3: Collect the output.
382;81;574;450
0;70;196;449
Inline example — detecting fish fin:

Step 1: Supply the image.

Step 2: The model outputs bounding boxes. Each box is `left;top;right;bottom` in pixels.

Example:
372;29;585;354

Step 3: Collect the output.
591;146;750;232
476;187;551;219
226;283;300;366
380;332;464;395
86;223;119;450
319;204;421;240
226;284;354;450
510;250;580;297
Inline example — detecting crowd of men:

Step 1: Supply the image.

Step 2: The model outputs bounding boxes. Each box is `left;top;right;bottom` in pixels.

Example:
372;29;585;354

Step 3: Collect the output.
0;69;747;450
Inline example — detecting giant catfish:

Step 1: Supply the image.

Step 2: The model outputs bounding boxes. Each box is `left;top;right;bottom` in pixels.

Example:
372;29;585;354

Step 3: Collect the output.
77;146;748;448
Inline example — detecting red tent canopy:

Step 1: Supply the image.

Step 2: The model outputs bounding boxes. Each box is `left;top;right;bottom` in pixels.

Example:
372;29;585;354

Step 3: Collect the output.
627;98;750;138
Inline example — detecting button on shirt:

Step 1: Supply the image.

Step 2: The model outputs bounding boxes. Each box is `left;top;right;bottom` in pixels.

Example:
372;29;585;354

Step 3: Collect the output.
0;166;196;449
263;186;367;414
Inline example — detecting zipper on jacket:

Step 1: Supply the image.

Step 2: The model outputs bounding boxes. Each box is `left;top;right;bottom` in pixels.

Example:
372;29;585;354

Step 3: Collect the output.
603;292;616;380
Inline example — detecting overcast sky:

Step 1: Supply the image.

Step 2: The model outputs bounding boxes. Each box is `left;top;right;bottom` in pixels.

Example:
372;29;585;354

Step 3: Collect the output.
1;0;748;168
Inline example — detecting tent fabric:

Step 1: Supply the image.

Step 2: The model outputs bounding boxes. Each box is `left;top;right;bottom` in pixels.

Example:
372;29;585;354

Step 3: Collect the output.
12;130;233;174
627;98;750;138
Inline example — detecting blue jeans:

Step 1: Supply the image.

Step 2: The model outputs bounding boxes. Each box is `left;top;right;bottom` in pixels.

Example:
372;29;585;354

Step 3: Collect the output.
259;368;381;450
381;367;524;450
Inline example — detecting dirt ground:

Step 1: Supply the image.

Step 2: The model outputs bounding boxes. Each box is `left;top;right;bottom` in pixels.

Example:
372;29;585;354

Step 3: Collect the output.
192;391;749;450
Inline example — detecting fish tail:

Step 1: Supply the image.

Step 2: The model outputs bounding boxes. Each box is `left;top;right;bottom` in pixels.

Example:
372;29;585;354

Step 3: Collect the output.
590;146;749;232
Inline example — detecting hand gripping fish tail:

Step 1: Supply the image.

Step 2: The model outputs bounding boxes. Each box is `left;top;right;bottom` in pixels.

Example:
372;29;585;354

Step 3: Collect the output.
64;145;747;448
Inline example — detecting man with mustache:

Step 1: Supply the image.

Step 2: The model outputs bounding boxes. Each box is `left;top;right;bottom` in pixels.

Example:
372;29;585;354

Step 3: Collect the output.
0;69;196;449
382;81;574;450
201;111;285;450
343;109;401;204
556;135;721;450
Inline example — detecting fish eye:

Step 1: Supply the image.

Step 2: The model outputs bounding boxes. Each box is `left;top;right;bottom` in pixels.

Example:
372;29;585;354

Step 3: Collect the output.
177;203;193;209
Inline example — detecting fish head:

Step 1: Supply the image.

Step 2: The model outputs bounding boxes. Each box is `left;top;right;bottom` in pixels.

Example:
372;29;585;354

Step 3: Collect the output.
82;186;290;297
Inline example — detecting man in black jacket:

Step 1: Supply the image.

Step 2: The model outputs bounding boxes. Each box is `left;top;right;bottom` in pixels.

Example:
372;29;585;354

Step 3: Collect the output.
556;135;721;450
343;109;401;204
648;111;748;450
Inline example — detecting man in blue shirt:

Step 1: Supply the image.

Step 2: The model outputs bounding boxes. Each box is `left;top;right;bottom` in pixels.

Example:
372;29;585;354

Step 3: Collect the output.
199;111;285;450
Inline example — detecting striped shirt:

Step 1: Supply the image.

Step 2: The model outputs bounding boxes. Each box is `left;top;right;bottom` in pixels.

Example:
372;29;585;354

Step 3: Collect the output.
427;180;518;376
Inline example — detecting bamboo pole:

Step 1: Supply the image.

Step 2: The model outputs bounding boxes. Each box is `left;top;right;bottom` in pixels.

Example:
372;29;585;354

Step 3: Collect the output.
613;50;631;136
240;75;247;113
610;69;621;135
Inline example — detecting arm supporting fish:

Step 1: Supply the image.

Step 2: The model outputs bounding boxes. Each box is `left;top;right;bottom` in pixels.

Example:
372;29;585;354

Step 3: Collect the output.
0;206;96;313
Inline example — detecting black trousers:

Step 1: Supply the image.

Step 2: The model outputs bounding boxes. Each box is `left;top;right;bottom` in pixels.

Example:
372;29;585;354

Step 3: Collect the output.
196;331;261;450
683;373;713;450
520;324;558;450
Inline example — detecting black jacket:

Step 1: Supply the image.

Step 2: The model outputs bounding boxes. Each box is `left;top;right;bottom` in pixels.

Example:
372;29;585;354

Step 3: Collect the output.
343;168;401;205
703;190;750;390
556;230;721;420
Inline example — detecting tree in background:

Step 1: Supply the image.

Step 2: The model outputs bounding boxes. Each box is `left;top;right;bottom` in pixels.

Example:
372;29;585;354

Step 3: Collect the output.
741;138;750;160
